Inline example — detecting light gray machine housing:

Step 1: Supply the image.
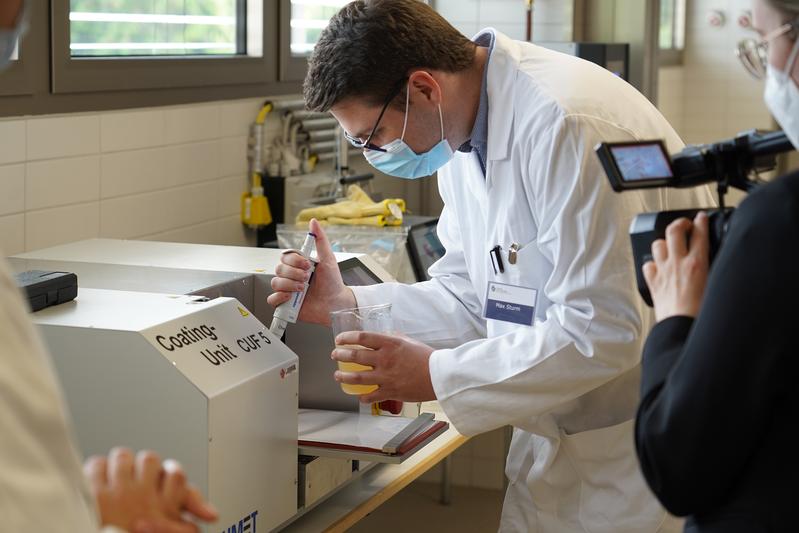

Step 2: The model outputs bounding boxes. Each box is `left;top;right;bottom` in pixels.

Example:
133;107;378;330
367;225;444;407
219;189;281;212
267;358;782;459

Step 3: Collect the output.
11;239;394;412
10;240;403;530
32;289;298;533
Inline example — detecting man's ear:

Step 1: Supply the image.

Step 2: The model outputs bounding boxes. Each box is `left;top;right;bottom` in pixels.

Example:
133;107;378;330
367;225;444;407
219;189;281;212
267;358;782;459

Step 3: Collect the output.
408;71;442;106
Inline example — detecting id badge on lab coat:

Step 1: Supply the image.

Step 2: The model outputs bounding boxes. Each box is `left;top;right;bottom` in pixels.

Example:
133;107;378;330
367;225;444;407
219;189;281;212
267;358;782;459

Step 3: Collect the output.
483;281;537;326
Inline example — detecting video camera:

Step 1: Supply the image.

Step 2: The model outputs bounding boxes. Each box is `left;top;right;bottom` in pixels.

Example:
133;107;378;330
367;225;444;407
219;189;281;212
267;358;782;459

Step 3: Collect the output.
595;129;795;306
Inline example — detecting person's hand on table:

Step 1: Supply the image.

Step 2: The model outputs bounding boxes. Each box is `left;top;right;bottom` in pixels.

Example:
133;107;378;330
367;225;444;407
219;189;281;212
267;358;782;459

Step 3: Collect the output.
84;448;218;533
332;331;437;404
266;218;356;326
643;211;710;322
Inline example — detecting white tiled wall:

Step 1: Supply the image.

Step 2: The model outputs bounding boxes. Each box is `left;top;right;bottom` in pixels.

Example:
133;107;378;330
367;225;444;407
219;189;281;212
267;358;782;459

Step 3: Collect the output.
657;0;773;146
0;97;300;255
436;0;573;42
657;65;686;135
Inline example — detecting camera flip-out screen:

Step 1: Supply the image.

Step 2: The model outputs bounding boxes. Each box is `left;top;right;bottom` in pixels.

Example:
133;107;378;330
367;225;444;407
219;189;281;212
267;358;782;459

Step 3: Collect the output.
596;140;675;191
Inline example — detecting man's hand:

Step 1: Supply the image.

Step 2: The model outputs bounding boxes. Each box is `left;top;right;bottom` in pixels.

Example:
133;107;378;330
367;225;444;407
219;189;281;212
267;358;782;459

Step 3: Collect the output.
643;211;710;322
331;332;437;404
84;448;218;533
266;218;356;326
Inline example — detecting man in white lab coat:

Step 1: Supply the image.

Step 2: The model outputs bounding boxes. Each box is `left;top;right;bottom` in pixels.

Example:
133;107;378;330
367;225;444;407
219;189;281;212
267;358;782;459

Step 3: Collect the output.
269;1;714;531
0;2;217;531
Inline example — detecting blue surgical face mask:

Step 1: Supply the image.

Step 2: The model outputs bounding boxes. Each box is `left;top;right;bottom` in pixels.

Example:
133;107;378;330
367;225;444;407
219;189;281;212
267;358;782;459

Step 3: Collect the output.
364;83;454;179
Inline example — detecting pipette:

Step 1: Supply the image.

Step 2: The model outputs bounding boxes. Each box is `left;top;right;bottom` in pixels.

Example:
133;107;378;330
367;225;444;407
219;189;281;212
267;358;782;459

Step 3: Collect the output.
269;232;317;338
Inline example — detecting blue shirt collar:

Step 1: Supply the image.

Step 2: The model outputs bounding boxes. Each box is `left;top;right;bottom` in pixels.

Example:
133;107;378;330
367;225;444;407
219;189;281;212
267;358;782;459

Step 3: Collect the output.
457;30;495;173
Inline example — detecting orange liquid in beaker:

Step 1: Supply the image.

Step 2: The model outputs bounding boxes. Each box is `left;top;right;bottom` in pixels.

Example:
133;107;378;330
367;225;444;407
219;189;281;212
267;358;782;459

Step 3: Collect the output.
336;345;379;395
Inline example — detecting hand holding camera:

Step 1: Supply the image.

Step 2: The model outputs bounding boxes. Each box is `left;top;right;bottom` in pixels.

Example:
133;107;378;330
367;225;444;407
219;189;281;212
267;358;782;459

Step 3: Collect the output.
642;212;710;321
595;129;795;307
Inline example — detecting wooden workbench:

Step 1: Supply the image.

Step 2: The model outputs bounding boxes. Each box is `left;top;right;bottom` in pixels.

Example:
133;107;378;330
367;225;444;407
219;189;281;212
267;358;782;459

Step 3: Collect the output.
278;403;468;532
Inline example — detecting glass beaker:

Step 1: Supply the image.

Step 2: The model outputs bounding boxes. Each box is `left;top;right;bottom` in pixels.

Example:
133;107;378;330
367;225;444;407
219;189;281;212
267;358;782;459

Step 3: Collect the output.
329;303;392;395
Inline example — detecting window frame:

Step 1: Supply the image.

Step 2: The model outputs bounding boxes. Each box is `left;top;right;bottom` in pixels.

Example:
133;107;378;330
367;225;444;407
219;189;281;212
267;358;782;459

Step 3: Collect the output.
659;0;686;67
0;1;306;117
0;42;32;97
278;0;360;82
50;0;278;94
279;0;312;82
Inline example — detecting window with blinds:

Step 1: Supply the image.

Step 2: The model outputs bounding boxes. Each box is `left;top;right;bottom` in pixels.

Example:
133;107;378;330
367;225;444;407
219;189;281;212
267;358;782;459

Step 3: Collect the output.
69;0;244;57
289;0;350;56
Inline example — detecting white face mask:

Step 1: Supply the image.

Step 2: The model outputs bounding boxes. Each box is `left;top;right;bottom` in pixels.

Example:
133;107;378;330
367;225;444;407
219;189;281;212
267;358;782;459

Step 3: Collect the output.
764;35;799;149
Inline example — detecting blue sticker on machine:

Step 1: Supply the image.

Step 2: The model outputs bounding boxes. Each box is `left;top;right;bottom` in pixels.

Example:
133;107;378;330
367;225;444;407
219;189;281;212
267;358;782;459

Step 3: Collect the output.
484;282;537;326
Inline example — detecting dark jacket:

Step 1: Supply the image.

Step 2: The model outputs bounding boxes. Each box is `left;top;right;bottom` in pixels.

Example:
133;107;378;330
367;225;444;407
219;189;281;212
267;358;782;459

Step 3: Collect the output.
635;171;799;532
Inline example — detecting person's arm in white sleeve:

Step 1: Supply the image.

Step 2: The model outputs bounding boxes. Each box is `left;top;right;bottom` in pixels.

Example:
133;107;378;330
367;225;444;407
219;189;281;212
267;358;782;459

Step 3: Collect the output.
0;258;103;531
429;116;649;435
351;180;487;349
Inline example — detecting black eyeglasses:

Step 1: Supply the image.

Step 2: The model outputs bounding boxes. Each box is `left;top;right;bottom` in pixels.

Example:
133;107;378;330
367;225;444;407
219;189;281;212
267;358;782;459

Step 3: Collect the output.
344;78;406;153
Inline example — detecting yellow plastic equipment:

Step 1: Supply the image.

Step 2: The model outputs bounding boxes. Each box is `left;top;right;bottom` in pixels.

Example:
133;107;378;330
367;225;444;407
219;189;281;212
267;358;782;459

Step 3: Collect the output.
296;185;406;227
241;173;272;228
241;102;274;228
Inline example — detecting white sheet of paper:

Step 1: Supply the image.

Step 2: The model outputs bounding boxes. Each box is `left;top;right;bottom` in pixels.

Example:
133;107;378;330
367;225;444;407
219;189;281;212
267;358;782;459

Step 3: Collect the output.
298;409;419;451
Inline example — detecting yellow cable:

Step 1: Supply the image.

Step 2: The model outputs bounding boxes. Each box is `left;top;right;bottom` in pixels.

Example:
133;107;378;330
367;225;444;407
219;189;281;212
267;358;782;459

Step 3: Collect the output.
242;103;274;228
252;101;271;189
256;101;273;125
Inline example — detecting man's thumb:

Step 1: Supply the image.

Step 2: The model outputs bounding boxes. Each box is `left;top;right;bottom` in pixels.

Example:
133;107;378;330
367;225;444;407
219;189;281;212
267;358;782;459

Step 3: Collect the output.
309;218;334;262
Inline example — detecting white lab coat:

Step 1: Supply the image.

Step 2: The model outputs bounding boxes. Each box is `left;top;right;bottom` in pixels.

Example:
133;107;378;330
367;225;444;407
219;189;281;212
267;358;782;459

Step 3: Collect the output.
0;254;117;531
352;30;716;532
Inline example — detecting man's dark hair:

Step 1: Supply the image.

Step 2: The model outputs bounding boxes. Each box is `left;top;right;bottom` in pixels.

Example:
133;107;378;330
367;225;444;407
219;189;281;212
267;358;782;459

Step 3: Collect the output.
303;0;476;112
